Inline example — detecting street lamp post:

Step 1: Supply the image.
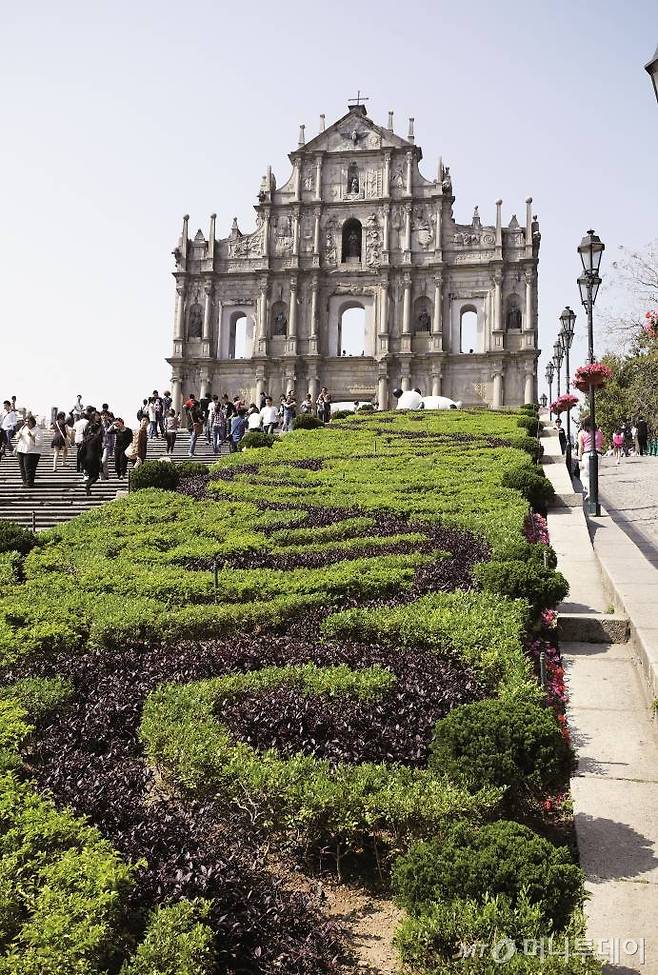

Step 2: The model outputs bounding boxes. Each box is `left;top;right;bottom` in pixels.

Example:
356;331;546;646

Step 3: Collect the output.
559;306;576;476
540;393;548;409
553;341;564;398
645;43;658;105
577;229;605;517
545;361;555;418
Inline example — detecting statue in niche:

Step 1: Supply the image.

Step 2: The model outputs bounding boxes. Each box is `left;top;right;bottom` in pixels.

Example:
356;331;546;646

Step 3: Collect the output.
350;178;358;193
442;166;452;193
325;231;337;264
272;308;287;336
417;309;431;332
188;302;203;339
345;229;361;258
507;301;522;330
347;162;360;195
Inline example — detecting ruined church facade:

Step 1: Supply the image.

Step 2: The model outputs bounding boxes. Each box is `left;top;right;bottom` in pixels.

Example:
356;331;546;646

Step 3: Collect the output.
166;103;540;412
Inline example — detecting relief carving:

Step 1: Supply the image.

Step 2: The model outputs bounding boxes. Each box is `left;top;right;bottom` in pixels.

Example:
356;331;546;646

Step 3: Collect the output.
366;213;381;268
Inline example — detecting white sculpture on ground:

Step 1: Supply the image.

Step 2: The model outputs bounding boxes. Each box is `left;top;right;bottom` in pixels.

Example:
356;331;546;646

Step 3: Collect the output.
393;388;462;411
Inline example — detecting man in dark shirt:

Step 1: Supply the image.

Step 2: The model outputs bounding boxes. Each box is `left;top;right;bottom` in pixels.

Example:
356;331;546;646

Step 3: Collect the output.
112;418;133;479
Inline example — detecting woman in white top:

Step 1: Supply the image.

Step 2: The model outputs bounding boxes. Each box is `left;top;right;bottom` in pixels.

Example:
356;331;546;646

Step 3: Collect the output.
16;416;43;487
247;405;262;431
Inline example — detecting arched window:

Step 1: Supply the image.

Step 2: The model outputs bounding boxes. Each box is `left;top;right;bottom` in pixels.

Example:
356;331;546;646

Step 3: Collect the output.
188;302;203;339
342;218;362;263
271;302;288;337
460;308;478;353
506;295;522;330
338;305;366;357
229;315;248;359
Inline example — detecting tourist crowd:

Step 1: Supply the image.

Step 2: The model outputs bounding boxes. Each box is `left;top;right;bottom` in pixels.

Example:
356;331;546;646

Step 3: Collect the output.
0;386;336;490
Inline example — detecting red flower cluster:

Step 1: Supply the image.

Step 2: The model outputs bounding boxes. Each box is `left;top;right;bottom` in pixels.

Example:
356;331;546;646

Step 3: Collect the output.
644;310;658;339
524;512;550;545
550;393;578;414
572;362;612;392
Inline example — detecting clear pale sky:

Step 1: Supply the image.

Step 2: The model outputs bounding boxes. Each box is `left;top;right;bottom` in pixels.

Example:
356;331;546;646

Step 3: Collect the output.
1;0;657;420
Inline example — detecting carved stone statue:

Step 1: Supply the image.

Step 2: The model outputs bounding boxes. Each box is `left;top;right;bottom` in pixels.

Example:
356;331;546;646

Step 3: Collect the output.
417;310;431;331
350;178;358;193
188;302;203;339
345;229;361;258
507;306;522;330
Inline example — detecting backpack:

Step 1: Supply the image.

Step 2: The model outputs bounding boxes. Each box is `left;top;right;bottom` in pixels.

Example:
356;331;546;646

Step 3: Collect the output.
136;407;145;421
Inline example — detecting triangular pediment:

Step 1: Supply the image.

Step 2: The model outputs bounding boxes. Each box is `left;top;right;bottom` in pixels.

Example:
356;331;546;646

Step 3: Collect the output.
296;107;414;156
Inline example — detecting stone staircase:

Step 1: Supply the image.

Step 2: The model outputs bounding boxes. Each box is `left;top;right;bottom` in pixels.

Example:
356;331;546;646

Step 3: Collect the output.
0;428;224;530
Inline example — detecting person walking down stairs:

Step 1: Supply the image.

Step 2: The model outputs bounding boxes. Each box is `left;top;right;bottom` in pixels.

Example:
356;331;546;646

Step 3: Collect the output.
50;412;71;472
15;416;43;488
81;415;103;496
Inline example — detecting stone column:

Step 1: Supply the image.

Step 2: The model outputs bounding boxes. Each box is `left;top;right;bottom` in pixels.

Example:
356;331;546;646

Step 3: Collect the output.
431;369;442;397
383;152;391;197
314;155;322;200
174;281;186;341
401;369;411;391
404;205;412;253
432;273;443;340
199;370;209;399
171;376;182;415
288;281;297;338
524;369;535;404
377;372;389;411
493;272;503;331
294;160;301;201
308;373;319;405
202;281;213;342
309;281;319;352
263;212;270;256
292;210;300;256
402;275;412;334
492;370;504;410
256;376;266;401
434;200;442;254
405;151;413;195
257;281;268;355
313;210;320;255
383;209;390;254
524;269;534;331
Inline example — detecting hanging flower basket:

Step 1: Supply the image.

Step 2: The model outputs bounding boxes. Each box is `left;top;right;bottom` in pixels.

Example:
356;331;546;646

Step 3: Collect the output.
644;310;658;340
572;362;613;392
551;394;578;414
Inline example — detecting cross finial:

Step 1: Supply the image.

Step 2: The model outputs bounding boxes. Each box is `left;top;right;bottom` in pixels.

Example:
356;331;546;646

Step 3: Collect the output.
348;89;369;108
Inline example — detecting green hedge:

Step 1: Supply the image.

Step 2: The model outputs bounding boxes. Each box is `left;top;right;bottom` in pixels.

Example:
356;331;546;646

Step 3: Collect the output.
392;820;583;931
240;431;275;449
140;665;499;854
292;414;323;430
430;698;574;803
120;900;215;975
0;522;37;556
473;561;569;617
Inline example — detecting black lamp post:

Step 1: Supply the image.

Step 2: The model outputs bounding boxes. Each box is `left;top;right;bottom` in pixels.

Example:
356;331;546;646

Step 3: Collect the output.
540;393;548;409
645;43;658;105
559;306;576;475
553;341;564;398
545;361;555;417
577;229;605;516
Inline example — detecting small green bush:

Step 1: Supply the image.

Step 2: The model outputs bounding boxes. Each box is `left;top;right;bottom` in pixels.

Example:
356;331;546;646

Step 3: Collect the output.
120;899;216;975
430;698;574;802
240;431;275;449
392;820;584;930
516;416;542;437
474;560;568;615
292;414;323;430
0;677;73;722
394;894;600;975
358;403;375;412
0;522;37;556
501;466;554;510
331;410;354;420
130;461;179;492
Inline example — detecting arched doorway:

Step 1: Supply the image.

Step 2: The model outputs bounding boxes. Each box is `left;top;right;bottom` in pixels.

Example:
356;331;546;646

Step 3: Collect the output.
460;307;478;353
338;304;366;357
229;315;248;359
342;218;362;263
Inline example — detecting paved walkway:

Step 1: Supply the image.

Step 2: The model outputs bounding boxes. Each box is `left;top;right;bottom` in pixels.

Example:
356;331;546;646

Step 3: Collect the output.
541;428;658;973
599;454;658;556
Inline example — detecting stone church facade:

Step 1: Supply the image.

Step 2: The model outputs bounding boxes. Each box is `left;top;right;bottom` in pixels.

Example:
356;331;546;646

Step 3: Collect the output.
166;103;540;412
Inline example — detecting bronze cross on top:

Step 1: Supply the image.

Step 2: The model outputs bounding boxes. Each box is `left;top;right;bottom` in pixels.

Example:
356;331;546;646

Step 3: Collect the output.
348;90;369;107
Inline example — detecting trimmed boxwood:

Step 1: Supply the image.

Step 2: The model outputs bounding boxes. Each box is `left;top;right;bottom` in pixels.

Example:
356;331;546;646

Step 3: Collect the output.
0;521;37;555
501;465;554;510
240;431;275;449
292;414;323;431
430;698;574;802
392;820;583;930
474;559;568;616
330;410;354;420
130;461;179;492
